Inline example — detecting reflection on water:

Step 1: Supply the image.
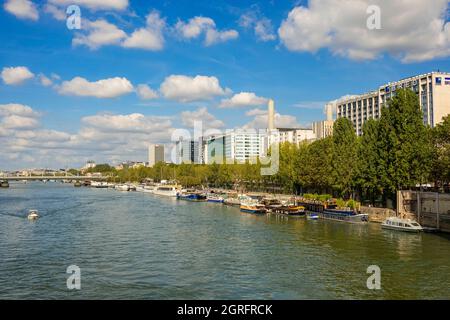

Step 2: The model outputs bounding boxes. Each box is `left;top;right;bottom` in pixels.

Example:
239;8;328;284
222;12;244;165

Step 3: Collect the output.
0;182;449;299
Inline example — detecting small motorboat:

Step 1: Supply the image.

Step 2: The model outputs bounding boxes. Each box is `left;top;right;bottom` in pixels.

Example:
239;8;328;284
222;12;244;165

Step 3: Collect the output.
27;210;39;220
381;217;423;233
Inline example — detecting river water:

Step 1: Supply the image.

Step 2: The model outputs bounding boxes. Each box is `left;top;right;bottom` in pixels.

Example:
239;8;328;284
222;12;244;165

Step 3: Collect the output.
0;182;449;299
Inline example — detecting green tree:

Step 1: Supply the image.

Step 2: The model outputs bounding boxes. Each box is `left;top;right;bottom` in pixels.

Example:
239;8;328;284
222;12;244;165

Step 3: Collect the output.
431;115;450;188
332;118;358;197
357;119;382;204
377;88;432;195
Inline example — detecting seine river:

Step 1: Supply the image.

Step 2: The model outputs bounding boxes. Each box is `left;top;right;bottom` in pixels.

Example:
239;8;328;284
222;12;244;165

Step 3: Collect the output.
1;182;449;299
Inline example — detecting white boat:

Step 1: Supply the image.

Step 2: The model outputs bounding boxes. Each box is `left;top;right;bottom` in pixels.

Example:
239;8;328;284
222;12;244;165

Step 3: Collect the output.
381;217;423;233
153;185;178;197
115;184;130;192
91;181;109;188
27;210;39;220
142;185;156;193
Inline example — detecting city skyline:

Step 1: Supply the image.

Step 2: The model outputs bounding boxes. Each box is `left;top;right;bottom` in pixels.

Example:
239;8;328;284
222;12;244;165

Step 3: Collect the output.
1;0;450;169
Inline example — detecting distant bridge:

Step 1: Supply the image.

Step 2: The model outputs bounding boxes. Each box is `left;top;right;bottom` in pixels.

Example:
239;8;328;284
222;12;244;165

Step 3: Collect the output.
0;176;109;181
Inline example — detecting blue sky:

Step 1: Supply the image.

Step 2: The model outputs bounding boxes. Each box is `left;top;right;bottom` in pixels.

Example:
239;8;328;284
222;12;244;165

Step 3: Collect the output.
0;0;449;169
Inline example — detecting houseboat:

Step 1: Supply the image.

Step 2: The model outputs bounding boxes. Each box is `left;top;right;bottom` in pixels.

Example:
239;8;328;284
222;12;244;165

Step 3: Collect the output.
177;190;207;201
240;201;267;214
153;185;179;197
321;207;368;223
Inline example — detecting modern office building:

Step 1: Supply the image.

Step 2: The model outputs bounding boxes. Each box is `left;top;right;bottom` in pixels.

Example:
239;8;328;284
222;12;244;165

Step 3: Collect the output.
335;71;450;135
224;130;267;163
175;139;200;164
148;144;165;167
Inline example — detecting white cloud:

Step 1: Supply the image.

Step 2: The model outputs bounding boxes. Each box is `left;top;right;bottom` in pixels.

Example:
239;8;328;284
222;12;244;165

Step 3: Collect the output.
73;19;127;49
4;0;39;21
243;110;299;129
175;16;215;39
48;0;128;11
38;74;53;86
219;92;268;108
136;84;158;100
44;4;66;21
245;108;267;116
0;104;176;168
239;12;276;42
278;0;450;62
1;115;40;130
205;28;239;46
58;76;134;98
180;107;225;129
122;11;165;50
175;16;239;46
160;75;229;102
0;103;40;118
1;66;34;85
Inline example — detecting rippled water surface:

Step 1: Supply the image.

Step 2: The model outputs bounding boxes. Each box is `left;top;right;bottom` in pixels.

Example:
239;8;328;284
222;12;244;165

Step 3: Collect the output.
1;182;449;299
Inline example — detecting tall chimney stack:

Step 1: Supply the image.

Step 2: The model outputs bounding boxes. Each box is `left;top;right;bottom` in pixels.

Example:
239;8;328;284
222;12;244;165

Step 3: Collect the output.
268;99;275;130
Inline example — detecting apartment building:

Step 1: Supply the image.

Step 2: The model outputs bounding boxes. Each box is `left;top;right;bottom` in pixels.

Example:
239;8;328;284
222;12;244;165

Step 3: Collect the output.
336;71;450;135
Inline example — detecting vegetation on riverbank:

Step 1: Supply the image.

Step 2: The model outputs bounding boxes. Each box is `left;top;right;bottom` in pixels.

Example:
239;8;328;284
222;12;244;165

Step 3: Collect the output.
81;89;449;206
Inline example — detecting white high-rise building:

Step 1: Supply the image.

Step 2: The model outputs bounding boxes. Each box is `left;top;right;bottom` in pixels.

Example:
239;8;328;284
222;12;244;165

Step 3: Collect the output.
336;71;450;136
148;144;165;167
225;130;267;163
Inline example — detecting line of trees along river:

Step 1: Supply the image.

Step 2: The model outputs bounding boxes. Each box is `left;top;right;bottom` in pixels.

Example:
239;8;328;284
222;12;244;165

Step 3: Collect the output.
85;89;449;207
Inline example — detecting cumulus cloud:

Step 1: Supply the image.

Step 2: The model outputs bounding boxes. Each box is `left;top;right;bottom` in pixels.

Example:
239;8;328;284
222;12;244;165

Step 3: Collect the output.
160;75;229;102
1;66;34;85
1;115;40;130
219;92;268;108
48;0;128;11
73;19;127;49
0;103;40;118
0;103;41;131
0;104;175;169
58;76;134;98
180;107;225;129
136;84;158;100
122;11;165;50
175;16;238;46
4;0;39;21
278;0;450;62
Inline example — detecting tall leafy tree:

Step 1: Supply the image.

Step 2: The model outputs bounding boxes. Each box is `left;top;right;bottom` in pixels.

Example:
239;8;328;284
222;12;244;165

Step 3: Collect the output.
356;119;382;203
332;118;358;197
377;88;432;194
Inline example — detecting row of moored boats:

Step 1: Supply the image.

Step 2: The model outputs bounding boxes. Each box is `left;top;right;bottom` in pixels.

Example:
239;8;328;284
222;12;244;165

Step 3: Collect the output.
59;181;426;232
